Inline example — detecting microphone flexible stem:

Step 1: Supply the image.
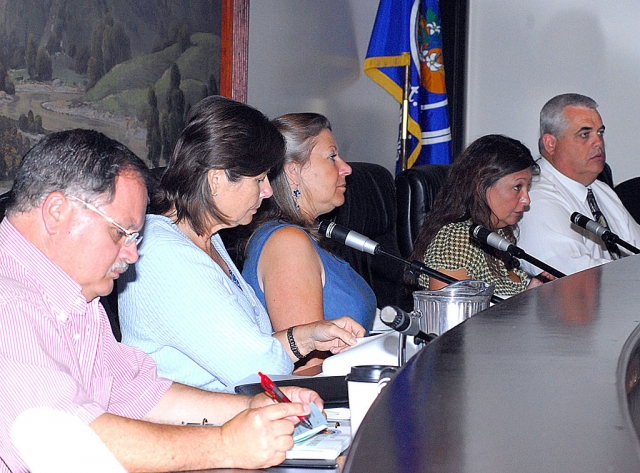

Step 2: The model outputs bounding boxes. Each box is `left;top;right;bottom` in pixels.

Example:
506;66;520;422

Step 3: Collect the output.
512;251;566;279
414;332;438;344
375;247;505;304
604;234;640;254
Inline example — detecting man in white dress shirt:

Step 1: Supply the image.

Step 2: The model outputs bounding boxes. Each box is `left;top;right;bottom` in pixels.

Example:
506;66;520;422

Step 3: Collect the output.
518;93;640;275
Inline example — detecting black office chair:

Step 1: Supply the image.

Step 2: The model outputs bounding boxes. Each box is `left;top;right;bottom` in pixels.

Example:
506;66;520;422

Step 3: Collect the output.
395;164;449;259
0;190;10;217
597;163;615;189
102;165;166;342
321;161;406;309
615;176;640;224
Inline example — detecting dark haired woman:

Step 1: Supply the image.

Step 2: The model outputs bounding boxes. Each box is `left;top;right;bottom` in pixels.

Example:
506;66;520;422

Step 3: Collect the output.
118;97;364;392
411;134;550;296
242;113;377;336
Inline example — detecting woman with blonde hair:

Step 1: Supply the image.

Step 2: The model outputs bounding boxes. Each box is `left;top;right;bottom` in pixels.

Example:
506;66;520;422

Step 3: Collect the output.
243;113;376;336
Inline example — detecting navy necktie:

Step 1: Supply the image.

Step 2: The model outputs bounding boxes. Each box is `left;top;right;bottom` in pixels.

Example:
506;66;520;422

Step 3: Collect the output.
586;188;620;259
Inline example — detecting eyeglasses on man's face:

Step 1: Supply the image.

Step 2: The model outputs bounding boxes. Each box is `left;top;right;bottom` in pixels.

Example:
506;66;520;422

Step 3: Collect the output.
67;195;143;247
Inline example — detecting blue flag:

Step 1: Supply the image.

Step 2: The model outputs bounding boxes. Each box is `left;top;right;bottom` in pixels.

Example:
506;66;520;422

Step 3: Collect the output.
365;0;452;172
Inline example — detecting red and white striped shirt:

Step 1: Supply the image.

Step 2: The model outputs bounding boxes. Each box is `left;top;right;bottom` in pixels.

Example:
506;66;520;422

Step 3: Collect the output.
0;219;172;472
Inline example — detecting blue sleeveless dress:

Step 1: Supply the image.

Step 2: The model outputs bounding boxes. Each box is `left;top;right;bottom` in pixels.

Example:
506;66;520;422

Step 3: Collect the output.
243;220;376;333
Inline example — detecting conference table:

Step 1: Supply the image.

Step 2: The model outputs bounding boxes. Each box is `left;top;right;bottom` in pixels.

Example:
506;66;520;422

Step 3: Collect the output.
213;254;640;473
343;254;640;472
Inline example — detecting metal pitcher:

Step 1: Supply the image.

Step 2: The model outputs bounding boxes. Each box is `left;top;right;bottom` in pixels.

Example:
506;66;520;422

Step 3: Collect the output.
413;280;496;336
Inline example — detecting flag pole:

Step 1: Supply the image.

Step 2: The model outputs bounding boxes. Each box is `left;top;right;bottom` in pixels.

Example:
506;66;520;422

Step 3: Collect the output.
400;57;411;171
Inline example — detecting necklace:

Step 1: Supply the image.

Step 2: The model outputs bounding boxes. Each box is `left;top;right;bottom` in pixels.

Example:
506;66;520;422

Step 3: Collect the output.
206;240;243;291
174;218;242;290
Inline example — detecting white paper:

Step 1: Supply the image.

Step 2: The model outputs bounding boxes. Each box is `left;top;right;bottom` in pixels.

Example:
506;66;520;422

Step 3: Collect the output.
322;331;420;376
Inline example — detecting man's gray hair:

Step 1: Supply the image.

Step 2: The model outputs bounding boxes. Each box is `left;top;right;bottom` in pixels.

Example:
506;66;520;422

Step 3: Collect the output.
6;129;149;215
538;93;599;154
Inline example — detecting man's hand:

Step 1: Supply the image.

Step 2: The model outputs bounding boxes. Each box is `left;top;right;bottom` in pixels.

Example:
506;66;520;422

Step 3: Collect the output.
250;386;323;411
250;386;323;427
219;402;310;469
93;385;323;472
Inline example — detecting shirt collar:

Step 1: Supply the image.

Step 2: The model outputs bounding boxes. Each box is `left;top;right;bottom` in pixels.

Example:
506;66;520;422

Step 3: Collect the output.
0;218;87;319
537;157;590;202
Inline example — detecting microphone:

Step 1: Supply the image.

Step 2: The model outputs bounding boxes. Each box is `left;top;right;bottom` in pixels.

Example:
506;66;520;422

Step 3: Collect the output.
570;212;607;238
318;220;379;255
380;306;437;344
571;212;640;254
470;224;520;255
319;220;505;304
469;223;566;279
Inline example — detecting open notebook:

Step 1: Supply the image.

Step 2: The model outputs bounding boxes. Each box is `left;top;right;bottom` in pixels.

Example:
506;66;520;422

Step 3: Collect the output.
283;406;351;467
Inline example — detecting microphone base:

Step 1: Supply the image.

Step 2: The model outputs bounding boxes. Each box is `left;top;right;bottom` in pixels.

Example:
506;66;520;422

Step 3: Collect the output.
414;332;438;345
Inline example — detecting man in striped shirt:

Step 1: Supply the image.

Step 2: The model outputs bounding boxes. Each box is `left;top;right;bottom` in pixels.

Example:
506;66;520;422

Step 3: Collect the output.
0;129;321;472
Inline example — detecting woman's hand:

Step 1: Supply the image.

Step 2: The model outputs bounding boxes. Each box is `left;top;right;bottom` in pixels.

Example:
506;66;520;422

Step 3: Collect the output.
274;316;365;361
527;271;556;289
294;316;365;355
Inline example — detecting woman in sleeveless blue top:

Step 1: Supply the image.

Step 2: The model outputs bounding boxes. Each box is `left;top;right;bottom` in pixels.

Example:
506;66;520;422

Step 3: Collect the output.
244;220;376;331
242;113;376;336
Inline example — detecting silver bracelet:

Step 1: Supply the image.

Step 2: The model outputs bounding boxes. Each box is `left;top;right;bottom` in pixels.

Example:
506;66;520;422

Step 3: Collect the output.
287;326;304;360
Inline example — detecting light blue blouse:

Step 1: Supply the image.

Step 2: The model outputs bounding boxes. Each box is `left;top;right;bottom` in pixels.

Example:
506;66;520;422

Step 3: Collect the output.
118;215;293;392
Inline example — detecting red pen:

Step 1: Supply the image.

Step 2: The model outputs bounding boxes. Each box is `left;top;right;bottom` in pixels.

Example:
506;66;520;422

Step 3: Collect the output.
258;372;313;429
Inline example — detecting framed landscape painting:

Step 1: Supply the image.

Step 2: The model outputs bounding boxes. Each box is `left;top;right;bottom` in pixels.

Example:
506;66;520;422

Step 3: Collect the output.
0;0;248;193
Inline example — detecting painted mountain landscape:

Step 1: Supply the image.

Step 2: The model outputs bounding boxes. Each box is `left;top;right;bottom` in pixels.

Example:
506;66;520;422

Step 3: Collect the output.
0;0;222;190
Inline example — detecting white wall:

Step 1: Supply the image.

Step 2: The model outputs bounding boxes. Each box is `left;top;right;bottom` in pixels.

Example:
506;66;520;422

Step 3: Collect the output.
249;1;640;184
466;0;640;184
247;1;399;173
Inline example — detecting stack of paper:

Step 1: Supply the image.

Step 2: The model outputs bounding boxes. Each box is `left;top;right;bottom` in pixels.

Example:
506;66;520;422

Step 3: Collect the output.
286;427;351;461
322;331;420;376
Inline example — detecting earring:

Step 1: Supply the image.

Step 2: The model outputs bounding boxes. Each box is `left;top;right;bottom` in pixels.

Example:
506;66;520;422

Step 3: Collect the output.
292;186;301;210
212;191;218;197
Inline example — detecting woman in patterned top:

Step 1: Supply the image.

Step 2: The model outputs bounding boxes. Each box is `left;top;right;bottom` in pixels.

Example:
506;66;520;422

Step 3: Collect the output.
410;134;551;297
